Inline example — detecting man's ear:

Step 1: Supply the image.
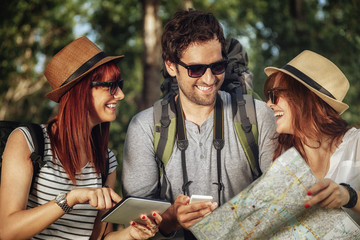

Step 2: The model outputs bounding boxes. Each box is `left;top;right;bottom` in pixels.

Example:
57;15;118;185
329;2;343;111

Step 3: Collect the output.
165;60;177;77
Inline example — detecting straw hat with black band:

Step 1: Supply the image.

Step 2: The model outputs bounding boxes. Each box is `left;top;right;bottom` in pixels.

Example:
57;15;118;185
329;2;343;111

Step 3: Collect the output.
45;36;124;103
264;50;349;115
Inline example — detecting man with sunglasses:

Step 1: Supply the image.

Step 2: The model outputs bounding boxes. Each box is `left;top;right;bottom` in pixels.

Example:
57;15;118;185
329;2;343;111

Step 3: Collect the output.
122;9;276;239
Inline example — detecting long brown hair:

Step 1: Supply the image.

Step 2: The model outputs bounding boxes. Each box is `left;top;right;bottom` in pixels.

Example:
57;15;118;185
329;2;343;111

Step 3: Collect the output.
47;62;120;183
264;72;349;162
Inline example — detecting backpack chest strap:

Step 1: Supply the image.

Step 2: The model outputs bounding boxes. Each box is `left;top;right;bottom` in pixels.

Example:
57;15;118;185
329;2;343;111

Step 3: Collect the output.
212;95;224;205
175;97;192;196
176;95;225;205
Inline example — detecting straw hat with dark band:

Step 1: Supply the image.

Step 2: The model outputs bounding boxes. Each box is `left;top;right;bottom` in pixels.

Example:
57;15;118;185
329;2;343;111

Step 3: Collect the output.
45;36;124;102
264;50;349;115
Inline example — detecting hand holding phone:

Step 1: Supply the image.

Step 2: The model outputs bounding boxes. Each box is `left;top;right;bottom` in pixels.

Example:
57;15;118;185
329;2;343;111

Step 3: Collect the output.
189;195;213;204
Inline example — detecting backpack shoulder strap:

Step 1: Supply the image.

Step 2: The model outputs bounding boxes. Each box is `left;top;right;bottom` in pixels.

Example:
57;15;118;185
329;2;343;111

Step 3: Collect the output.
153;94;177;200
19;123;46;190
0;121;22;170
232;90;262;180
23;123;45;164
102;150;111;186
153;94;177;170
1;121;46;192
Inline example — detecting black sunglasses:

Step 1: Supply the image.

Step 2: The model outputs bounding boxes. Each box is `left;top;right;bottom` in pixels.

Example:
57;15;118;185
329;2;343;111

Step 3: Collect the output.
177;59;228;78
267;88;287;105
91;80;124;96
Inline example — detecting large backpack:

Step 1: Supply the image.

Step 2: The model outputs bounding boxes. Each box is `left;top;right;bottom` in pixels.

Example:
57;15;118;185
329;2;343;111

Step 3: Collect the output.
0;121;109;190
153;38;262;202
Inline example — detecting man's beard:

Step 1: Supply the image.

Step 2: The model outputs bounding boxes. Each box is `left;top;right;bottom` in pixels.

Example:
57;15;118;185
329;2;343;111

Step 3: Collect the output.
178;79;221;106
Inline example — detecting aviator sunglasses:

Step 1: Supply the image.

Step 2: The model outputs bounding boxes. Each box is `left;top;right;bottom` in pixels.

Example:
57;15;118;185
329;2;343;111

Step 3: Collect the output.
177;59;228;78
91;80;124;96
267;88;287;105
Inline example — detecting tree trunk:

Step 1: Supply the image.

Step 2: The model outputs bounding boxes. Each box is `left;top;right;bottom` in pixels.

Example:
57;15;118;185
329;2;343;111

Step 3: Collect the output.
139;0;162;111
0;31;46;120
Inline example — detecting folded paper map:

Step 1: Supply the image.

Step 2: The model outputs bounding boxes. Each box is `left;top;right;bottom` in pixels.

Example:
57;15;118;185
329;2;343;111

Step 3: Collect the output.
190;147;360;239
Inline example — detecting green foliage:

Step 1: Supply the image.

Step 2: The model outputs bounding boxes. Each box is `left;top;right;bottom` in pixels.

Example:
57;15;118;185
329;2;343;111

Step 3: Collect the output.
248;0;360;125
0;0;86;122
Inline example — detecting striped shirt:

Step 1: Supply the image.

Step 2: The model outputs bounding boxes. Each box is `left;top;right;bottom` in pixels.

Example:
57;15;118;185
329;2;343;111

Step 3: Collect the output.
18;125;118;240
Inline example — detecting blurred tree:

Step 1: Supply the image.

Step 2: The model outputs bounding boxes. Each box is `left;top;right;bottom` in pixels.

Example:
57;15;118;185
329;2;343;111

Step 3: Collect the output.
244;0;360;125
0;0;88;123
140;0;162;111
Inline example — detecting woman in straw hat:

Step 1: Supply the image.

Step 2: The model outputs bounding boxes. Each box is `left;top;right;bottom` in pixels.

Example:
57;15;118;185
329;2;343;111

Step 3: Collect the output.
264;50;360;224
0;37;162;239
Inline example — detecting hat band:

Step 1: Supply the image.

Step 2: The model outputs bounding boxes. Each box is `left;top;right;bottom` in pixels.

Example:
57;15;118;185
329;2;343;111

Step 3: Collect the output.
60;52;108;87
283;64;335;100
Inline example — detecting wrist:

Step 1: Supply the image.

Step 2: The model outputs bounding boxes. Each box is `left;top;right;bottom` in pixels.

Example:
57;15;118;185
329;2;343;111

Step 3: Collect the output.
125;226;138;240
54;192;73;213
159;205;181;234
103;227;134;240
65;189;76;208
340;183;358;208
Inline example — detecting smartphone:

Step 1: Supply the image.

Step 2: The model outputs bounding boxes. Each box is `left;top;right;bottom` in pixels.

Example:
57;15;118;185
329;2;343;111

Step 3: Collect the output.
189;194;213;204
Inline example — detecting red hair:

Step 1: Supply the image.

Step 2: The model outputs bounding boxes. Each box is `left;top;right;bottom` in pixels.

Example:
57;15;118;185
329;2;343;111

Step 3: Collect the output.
264;72;349;162
47;62;121;183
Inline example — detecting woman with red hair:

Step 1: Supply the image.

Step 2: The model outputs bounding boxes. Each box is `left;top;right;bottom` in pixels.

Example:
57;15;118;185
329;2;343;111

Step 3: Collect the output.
0;37;161;239
264;50;360;224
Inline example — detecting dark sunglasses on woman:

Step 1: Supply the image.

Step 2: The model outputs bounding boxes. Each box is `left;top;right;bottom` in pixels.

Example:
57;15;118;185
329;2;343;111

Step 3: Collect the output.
177;59;228;78
267;88;287;105
91;80;124;96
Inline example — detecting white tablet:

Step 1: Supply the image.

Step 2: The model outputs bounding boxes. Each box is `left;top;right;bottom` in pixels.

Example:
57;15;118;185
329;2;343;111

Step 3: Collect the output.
101;196;171;225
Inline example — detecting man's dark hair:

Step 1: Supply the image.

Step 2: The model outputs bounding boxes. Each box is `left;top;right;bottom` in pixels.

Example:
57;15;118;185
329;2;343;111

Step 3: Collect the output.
161;9;226;63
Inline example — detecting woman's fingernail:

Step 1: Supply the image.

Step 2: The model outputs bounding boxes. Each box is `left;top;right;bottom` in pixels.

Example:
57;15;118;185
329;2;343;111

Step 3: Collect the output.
152;212;156;217
304;204;310;209
131;221;136;226
307;191;312;196
141;215;146;220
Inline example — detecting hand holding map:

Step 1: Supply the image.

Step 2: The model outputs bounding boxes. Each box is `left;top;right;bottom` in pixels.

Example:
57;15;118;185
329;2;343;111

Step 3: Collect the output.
190;148;360;239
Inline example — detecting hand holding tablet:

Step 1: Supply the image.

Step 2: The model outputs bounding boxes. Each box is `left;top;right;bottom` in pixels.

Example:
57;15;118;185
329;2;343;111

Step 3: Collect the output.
101;196;171;225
